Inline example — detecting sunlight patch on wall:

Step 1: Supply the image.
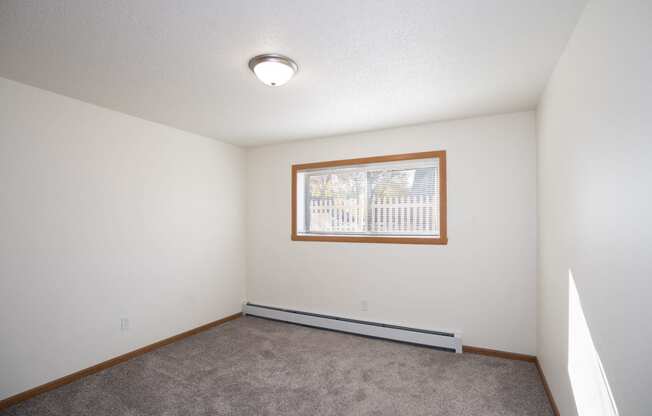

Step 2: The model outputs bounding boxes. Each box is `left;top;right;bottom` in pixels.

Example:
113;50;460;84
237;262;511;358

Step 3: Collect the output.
568;269;619;416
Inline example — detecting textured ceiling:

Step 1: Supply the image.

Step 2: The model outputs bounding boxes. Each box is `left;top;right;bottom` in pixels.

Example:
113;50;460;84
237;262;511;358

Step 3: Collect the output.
0;1;586;146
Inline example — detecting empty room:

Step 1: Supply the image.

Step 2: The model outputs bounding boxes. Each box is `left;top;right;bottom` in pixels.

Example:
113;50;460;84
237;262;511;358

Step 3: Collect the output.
0;1;650;415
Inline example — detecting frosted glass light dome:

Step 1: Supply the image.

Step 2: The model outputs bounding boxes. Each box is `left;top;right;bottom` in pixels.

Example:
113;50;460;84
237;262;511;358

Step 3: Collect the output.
248;54;298;87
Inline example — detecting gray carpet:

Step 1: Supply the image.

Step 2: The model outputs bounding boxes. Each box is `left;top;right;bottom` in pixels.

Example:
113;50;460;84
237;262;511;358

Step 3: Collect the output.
2;316;553;415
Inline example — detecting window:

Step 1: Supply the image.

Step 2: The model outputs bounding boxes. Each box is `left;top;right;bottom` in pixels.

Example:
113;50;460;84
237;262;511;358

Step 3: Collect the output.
292;151;447;244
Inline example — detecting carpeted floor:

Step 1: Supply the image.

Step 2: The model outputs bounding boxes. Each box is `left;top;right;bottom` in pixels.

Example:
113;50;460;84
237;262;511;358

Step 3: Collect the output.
2;316;553;415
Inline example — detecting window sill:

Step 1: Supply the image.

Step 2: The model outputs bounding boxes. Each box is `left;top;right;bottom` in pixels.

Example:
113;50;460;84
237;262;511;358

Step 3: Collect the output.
291;234;448;245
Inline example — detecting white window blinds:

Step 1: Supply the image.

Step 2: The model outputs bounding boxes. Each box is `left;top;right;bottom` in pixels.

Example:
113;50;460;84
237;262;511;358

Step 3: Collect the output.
296;157;440;237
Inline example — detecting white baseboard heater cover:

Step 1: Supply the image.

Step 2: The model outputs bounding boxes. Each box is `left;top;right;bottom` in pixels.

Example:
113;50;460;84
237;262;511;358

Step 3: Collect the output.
243;303;462;353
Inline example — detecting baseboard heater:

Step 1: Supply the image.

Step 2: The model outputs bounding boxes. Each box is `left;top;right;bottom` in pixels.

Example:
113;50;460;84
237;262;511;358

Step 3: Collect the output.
243;303;462;353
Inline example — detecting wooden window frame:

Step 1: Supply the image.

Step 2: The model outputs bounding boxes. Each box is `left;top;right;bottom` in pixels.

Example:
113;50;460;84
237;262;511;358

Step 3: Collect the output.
291;150;447;245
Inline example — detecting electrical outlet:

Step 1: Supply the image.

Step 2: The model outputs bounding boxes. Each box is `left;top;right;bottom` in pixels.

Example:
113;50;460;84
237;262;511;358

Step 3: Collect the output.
361;300;368;312
120;318;129;331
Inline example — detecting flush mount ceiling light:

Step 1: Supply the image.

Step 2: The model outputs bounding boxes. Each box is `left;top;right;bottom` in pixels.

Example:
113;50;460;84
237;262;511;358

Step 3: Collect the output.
248;54;298;87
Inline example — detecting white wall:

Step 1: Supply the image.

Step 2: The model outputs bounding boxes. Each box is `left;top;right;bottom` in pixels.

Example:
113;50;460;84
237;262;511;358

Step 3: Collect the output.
537;1;652;415
247;112;537;354
0;78;247;400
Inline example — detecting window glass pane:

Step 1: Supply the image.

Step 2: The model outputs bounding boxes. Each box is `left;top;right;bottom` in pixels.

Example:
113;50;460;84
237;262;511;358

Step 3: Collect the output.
306;169;366;233
300;157;439;237
368;161;438;235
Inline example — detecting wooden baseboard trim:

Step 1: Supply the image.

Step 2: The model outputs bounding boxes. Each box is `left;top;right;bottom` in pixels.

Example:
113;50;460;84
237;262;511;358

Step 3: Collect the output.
0;312;242;410
462;345;537;362
462;346;558;415
535;358;560;416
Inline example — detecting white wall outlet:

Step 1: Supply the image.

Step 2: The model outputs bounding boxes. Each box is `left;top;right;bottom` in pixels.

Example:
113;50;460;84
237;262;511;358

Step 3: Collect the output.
120;318;129;331
361;300;368;312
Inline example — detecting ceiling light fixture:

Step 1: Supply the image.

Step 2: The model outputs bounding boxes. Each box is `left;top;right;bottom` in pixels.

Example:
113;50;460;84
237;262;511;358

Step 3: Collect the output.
248;54;298;87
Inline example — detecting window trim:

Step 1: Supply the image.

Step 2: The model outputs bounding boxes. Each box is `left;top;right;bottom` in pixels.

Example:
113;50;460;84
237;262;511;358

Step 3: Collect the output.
291;150;447;245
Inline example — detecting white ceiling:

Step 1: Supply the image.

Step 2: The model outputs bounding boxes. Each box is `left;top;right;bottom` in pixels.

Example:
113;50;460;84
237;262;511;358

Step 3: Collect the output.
0;1;586;146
